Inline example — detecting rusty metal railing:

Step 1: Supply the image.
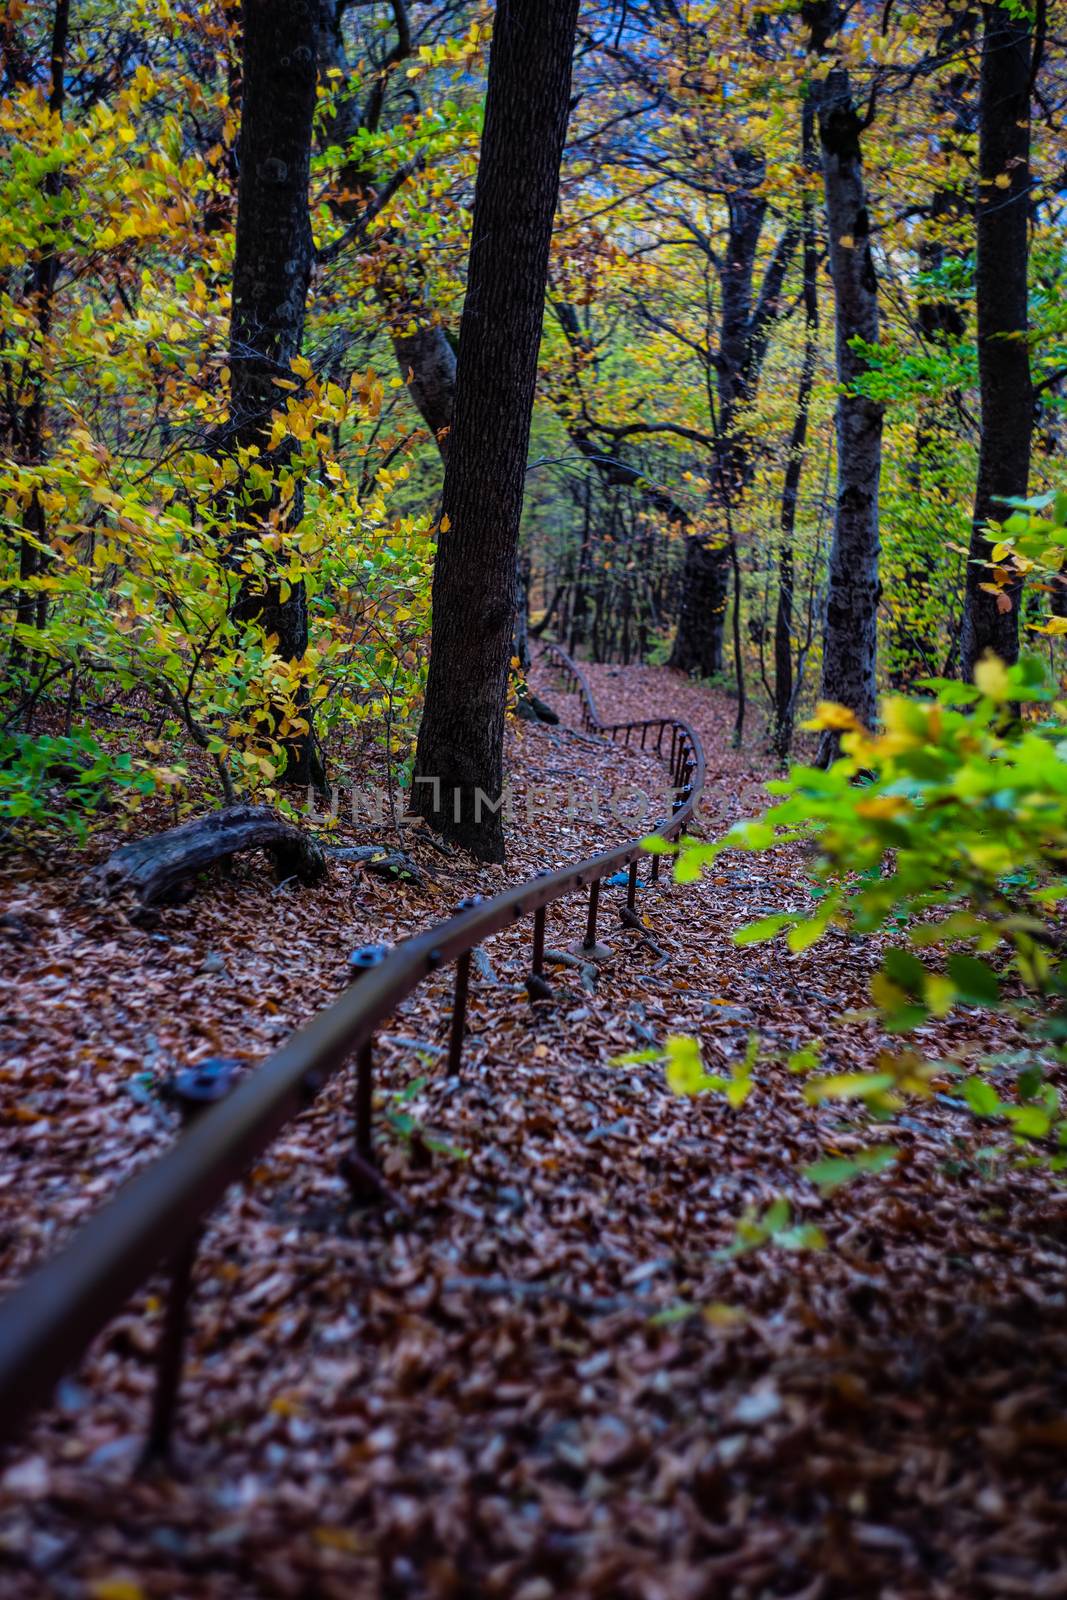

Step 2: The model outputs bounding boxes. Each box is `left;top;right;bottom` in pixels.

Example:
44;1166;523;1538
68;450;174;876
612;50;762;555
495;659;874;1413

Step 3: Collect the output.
0;643;704;1458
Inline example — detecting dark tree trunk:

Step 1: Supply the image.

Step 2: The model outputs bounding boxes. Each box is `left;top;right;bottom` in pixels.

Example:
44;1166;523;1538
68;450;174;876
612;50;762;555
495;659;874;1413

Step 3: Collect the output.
959;1;1034;678
806;2;884;764
670;537;730;677
514;555;532;673
412;0;579;861
893;5;978;687
669;165;762;679
390;317;457;453
669;152;797;677
10;0;68;664
773;103;819;762
569;479;594;654
228;0;322;786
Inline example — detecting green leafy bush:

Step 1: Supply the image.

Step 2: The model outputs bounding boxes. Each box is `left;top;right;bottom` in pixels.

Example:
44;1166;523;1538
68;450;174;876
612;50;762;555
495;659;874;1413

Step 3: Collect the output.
0;727;184;842
649;652;1067;1180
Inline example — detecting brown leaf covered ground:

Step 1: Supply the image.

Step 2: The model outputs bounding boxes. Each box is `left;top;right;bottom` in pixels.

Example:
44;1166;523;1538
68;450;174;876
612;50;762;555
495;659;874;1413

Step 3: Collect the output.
1;659;1066;1600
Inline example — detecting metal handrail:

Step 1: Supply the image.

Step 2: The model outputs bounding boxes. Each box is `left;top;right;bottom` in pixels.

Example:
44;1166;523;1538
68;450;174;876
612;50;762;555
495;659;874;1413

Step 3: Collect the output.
0;643;705;1453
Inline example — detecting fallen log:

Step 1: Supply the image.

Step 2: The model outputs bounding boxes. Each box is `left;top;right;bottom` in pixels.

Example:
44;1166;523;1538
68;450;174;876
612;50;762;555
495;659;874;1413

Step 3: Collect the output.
85;805;328;906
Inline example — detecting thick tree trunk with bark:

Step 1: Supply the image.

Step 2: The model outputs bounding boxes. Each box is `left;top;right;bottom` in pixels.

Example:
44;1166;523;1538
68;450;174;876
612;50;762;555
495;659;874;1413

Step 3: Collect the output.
412;0;579;861
959;1;1034;678
228;0;322;785
670;538;730;678
806;3;884;763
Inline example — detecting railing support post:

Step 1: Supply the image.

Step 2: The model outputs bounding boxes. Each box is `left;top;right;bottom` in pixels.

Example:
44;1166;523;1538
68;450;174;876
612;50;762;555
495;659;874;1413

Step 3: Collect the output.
532;906;546;976
584;877;600;950
342;945;390;1201
142;1058;238;1468
526;874;553;1003
448;951;471;1074
143;1230;199;1468
447;896;484;1074
355;1040;373;1161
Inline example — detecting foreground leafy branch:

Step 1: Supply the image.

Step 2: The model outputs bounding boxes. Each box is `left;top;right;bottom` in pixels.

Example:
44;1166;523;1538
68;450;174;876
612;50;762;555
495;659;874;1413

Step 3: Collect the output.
648;651;1067;1194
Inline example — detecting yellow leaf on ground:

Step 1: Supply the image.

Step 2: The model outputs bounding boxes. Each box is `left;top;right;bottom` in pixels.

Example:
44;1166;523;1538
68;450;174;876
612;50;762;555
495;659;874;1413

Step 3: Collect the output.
90;1581;145;1600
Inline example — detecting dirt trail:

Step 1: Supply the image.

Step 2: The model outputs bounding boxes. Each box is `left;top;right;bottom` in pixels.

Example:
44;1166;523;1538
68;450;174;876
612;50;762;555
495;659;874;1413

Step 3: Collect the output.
0;664;1065;1599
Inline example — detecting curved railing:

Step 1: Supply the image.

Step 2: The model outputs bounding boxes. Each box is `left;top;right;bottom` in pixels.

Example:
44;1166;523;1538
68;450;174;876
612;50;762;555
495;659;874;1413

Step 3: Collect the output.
0;643;705;1458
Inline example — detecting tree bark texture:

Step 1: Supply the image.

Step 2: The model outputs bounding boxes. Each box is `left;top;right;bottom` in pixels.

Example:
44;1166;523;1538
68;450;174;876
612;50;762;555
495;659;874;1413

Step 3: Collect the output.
228;0;322;784
806;2;884;763
773;102;819;761
959;1;1034;678
85;805;326;906
412;0;580;861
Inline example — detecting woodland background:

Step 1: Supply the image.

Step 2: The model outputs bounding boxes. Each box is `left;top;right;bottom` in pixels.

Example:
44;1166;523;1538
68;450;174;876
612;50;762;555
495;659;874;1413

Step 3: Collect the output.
2;0;1065;835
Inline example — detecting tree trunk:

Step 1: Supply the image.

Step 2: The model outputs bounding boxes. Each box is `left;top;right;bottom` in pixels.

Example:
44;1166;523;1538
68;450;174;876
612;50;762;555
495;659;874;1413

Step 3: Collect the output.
669;150;797;678
892;5;978;688
412;0;579;860
806;2;884;764
774;102;819;762
514;555;532;673
669;165;762;679
669;536;730;677
10;0;68;664
228;0;323;786
959;1;1034;678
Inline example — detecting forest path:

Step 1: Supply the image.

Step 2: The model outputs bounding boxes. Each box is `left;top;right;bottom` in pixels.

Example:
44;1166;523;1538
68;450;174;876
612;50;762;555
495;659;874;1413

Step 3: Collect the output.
0;666;1065;1598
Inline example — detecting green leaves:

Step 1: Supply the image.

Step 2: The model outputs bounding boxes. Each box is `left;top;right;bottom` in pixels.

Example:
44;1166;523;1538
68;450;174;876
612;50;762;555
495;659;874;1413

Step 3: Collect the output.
733;913;795;945
718;1198;826;1259
615;1034;756;1108
804;1072;896;1107
962;1078;1002;1117
946;955;1001;1007
0;726;184;840
804;1146;898;1192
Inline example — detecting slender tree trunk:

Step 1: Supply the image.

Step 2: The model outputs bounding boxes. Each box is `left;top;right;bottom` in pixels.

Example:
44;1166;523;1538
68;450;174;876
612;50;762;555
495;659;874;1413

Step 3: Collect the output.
412;0;579;861
228;0;323;786
806;2;884;763
728;524;746;746
11;0;68;663
774;102;819;762
892;5;978;687
959;1;1035;677
669;152;798;678
670;164;764;680
514;555;532;673
569;480;593;654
